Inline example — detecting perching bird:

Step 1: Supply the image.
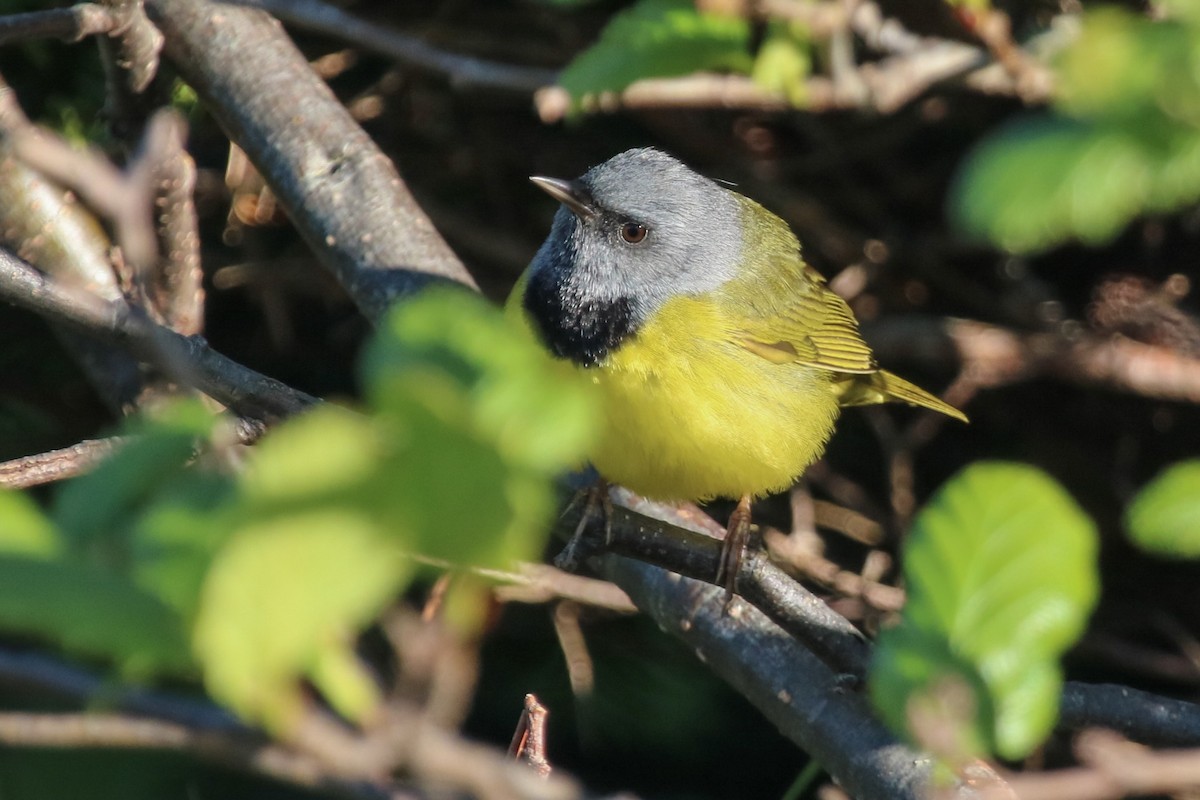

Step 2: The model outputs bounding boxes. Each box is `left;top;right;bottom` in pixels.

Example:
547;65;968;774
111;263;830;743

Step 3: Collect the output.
510;148;966;592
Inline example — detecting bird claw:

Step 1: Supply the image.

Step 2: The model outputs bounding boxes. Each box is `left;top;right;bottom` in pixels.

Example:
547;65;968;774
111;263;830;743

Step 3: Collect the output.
716;494;753;607
555;480;612;572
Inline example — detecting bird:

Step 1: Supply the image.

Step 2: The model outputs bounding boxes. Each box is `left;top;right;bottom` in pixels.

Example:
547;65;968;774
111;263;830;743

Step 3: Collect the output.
509;147;966;595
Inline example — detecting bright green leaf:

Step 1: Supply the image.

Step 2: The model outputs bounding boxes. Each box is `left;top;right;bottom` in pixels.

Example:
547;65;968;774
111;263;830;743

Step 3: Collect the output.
556;0;752;114
1126;460;1200;558
53;399;216;563
0;489;60;557
364;286;597;473
870;462;1098;761
751;23;810;106
951;118;1151;253
193;510;407;732
239;405;381;505
361;288;597;572
953;5;1200;252
0;554;192;677
130;471;236;621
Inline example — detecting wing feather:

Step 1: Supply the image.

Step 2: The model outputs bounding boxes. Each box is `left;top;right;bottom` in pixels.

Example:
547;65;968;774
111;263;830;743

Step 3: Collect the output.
733;262;877;374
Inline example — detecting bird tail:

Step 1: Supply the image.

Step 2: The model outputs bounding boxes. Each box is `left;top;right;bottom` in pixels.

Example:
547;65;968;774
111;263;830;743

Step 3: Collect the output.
835;370;968;423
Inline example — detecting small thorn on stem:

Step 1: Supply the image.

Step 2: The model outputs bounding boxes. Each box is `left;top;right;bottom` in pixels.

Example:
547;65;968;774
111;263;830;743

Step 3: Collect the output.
507;693;552;778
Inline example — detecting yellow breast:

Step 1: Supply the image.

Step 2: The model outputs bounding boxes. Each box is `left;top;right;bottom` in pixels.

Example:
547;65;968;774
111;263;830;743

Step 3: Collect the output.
586;293;840;501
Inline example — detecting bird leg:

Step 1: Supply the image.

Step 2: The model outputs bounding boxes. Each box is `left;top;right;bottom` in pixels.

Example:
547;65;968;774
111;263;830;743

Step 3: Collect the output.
716;493;753;603
555;478;612;572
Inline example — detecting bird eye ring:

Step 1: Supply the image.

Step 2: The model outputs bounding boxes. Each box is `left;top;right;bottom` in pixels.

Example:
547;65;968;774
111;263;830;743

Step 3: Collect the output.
620;221;648;244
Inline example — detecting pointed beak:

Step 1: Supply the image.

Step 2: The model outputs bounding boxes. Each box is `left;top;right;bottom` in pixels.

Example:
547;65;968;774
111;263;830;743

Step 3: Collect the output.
530;176;598;220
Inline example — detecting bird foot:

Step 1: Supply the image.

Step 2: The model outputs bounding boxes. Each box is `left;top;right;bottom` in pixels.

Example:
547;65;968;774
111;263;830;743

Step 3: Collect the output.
555;479;612;572
715;494;753;606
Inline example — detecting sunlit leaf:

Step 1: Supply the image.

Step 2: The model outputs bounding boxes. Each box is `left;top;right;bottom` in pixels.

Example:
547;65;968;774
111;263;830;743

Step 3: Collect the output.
1126;460;1200;558
953;5;1200;252
0;554;191;676
193;511;408;732
53;399;216;563
0;489;60;557
239;404;381;505
870;462;1098;761
952;118;1150;253
751;23;810;106
130;471;235;621
556;0;752;114
362;287;598;571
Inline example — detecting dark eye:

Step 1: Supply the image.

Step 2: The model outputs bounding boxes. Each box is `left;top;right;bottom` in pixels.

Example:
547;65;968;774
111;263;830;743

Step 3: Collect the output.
619;221;648;244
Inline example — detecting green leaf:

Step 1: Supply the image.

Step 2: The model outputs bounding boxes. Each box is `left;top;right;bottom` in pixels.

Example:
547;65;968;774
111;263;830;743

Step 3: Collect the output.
0;489;60;557
1056;9;1200;129
751;23;810;106
130;471;236;621
951;117;1151;253
1126;460;1200;558
557;0;752;114
362;287;598;571
0;554;192;676
870;462;1098;762
53;399;216;564
193;510;408;732
952;6;1200;252
239;404;382;506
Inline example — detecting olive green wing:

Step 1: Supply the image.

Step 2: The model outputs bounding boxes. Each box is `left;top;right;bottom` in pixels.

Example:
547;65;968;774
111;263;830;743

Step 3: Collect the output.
733;264;968;422
733;265;877;374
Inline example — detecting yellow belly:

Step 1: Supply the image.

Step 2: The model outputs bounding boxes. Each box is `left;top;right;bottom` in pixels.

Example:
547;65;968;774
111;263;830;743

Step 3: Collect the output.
587;294;840;501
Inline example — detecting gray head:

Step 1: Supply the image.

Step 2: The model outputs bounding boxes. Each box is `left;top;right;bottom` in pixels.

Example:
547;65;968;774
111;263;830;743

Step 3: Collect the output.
523;148;743;367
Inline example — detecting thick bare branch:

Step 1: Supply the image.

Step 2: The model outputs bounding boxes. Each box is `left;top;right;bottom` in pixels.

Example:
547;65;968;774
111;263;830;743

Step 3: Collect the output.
145;0;476;321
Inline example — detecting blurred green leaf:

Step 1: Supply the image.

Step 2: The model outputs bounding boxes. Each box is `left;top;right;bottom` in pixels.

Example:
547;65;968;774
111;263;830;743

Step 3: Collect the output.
130;471;235;621
0;554;191;676
1126;460;1200;558
952;5;1200;252
193;510;406;732
363;287;598;570
239;404;381;507
1056;8;1200;129
952;118;1151;253
944;0;990;11
870;462;1098;762
193;287;598;731
53;399;216;565
751;23;810;106
557;0;752;114
0;489;61;557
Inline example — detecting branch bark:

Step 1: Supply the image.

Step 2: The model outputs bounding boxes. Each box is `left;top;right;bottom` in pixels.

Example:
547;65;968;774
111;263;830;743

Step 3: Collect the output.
0;246;317;423
145;0;477;322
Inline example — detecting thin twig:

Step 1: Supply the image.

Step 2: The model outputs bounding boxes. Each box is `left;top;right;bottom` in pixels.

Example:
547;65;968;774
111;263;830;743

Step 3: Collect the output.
145;0;477;321
983;729;1200;800
866;317;1200;405
490;563;637;614
99;0;164;93
0;711;392;800
237;0;557;94
0;4;120;45
0;246;316;423
0;438;126;489
149;110;204;334
551;602;595;696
